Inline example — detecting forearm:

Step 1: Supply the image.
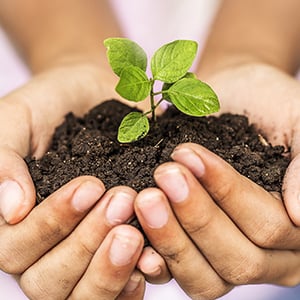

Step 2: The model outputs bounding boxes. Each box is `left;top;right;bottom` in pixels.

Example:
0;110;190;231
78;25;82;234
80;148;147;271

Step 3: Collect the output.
0;0;122;73
198;0;300;77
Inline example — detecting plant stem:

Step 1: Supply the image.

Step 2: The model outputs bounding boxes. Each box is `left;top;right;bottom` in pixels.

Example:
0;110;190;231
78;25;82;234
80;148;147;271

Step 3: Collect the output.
150;80;156;122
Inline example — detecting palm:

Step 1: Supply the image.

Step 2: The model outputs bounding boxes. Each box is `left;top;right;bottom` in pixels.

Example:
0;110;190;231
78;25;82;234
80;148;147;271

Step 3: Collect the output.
202;62;300;224
204;63;300;148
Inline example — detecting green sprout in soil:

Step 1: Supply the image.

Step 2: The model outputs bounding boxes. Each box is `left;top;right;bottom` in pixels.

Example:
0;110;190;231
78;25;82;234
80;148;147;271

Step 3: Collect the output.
104;37;220;143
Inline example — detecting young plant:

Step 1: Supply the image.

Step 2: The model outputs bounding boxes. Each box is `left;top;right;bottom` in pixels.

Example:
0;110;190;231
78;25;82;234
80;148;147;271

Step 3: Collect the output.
104;37;220;143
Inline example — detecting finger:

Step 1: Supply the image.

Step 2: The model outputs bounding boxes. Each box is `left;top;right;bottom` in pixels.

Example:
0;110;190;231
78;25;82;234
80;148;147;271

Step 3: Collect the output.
135;188;232;300
279;124;300;225
137;246;171;284
0;148;36;224
0;99;36;224
0;176;105;274
283;153;300;226
20;186;136;299
171;143;300;249
117;270;145;300
69;225;144;300
154;162;300;287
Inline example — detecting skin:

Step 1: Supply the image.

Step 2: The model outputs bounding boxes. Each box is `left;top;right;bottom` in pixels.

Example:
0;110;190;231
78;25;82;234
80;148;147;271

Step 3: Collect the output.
1;0;300;299
135;143;300;299
2;177;146;299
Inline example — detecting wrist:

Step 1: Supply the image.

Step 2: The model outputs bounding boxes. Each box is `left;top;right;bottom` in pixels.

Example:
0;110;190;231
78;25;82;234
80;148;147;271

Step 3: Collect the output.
197;52;263;80
197;52;299;82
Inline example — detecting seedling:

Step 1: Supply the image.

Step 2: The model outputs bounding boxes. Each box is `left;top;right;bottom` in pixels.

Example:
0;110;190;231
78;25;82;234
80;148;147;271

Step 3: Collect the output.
104;38;220;143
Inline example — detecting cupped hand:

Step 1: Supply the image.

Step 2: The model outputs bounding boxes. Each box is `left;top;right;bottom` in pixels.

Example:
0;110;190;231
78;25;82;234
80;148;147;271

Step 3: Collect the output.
0;61;120;224
0;176;147;299
135;143;300;299
198;63;300;225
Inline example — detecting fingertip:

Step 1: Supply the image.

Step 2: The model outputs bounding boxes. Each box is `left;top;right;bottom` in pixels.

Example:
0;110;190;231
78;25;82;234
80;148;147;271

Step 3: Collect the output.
138;247;162;276
0;149;37;224
137;247;171;284
122;270;145;295
108;224;144;267
0;179;34;224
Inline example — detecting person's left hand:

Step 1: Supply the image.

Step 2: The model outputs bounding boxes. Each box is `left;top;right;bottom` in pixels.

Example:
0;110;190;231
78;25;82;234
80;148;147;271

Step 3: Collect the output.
135;143;300;300
198;62;300;226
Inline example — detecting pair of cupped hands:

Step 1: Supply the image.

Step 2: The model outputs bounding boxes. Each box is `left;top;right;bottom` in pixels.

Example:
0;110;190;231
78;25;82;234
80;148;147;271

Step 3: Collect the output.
1;61;300;300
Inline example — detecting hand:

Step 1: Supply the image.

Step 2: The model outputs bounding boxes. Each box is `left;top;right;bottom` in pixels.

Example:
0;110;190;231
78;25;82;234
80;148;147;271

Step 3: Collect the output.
198;62;300;225
0;60;120;224
0;61;160;299
135;143;300;299
0;176;147;299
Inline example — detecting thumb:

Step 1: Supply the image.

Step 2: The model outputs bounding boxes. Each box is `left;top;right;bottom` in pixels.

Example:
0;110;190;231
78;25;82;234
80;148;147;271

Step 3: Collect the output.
282;130;300;226
0;148;36;224
0;100;36;224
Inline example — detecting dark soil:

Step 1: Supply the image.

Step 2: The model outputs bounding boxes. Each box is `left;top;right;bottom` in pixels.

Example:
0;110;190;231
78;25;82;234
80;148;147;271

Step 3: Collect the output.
26;99;290;241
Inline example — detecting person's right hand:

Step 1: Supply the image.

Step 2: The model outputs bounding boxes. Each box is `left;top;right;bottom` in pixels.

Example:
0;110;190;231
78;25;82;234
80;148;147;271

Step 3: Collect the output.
1;175;146;299
0;60;120;224
0;62;145;299
0;60;171;299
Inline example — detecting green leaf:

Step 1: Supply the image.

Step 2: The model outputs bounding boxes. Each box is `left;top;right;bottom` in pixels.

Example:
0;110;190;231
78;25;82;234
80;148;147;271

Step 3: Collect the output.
167;78;220;116
151;40;198;83
104;38;147;76
118;112;150;143
162;72;197;102
116;65;151;101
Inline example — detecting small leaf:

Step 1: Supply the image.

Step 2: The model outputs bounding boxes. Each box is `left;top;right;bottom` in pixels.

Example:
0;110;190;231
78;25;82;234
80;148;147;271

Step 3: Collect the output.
167;78;220;116
118;112;150;143
104;38;147;76
162;72;196;102
151;40;198;83
116;65;151;101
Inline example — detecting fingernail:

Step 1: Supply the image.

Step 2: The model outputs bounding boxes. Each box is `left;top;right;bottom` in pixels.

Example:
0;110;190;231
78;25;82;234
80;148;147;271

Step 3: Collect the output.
109;232;141;266
137;190;169;228
106;192;134;225
171;147;205;177
72;181;104;212
123;273;142;293
0;180;24;223
155;166;189;203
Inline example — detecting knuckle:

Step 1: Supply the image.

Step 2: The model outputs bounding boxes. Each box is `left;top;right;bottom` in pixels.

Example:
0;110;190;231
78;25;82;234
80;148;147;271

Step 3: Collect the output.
0;251;23;274
75;236;96;258
183;212;214;236
0;241;25;274
183;278;233;300
223;252;266;284
37;216;65;246
280;273;300;287
251;216;290;248
188;285;232;300
213;180;234;206
159;241;188;266
20;271;51;300
86;281;122;299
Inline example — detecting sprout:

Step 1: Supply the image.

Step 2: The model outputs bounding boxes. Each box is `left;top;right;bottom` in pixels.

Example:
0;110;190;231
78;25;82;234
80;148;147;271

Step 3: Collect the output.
104;38;220;143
